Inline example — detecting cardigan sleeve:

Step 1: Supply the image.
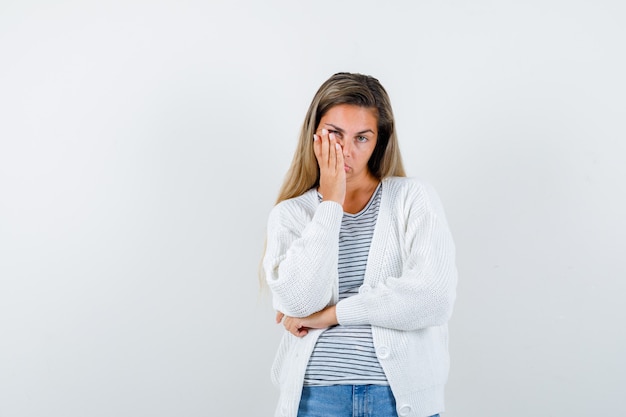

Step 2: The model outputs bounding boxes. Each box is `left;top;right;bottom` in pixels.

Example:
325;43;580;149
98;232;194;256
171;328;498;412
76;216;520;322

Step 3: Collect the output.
335;181;457;331
263;198;343;318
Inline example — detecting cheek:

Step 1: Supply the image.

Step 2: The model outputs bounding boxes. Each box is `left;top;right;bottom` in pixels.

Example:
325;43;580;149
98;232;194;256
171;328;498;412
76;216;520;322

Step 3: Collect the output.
363;143;377;158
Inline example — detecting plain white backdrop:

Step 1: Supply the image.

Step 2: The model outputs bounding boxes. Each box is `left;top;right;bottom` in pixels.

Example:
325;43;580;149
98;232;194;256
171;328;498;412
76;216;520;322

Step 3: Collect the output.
1;1;625;416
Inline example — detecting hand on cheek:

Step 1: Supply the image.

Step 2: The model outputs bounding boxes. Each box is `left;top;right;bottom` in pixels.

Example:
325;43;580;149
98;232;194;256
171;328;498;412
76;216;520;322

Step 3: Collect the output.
313;129;346;205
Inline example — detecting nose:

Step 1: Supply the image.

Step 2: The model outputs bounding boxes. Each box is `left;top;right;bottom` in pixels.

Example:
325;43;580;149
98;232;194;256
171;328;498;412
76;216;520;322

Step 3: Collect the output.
340;138;351;157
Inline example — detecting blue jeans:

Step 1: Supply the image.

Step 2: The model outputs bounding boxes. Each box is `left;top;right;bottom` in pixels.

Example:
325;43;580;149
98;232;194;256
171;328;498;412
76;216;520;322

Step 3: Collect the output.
297;385;440;417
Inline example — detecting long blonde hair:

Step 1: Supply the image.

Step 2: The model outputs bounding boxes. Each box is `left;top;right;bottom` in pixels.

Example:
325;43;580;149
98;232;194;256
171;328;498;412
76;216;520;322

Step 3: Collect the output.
260;73;406;286
276;72;406;204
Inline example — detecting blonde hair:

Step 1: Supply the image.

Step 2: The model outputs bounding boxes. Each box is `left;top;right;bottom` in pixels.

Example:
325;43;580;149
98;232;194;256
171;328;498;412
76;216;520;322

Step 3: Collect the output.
276;72;406;204
260;73;406;286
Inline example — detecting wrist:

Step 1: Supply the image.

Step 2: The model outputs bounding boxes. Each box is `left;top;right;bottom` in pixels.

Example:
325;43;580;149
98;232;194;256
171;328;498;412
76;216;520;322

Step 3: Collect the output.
326;305;338;326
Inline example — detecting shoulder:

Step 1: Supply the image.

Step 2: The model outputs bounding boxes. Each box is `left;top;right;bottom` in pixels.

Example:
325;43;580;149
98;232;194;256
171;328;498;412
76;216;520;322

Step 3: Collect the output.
382;176;439;198
268;188;319;224
382;176;447;215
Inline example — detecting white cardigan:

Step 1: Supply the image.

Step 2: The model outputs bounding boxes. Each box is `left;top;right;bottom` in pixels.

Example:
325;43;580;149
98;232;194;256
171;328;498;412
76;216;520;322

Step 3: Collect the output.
263;176;457;417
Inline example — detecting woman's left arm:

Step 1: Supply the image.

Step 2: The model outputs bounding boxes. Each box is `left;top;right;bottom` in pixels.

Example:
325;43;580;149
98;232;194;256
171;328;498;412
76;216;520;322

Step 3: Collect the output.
335;181;458;331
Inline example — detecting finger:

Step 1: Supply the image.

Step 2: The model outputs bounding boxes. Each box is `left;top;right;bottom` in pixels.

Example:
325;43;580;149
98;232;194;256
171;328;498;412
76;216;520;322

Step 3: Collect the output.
294;322;308;337
312;135;324;173
275;311;284;324
284;317;298;334
328;132;337;172
334;141;344;173
320;128;330;167
284;318;307;338
313;134;321;161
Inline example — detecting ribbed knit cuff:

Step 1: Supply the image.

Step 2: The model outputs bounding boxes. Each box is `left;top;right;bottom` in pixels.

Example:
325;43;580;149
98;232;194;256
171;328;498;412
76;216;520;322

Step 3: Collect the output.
314;200;343;225
336;295;369;326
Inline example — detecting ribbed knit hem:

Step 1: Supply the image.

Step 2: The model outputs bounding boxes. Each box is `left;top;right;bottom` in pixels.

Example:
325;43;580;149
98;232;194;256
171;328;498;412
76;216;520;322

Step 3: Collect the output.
392;384;445;417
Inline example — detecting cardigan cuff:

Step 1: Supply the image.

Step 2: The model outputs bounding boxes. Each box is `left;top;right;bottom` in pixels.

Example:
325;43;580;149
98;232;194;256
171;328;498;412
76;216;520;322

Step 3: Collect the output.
336;295;369;326
314;200;343;224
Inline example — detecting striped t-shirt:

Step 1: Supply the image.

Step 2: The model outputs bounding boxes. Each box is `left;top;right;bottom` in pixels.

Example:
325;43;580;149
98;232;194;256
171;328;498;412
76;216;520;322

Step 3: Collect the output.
303;183;387;386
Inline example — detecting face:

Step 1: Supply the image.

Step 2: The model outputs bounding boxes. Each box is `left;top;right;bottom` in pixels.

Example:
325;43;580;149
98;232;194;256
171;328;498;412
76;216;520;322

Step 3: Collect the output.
316;104;378;182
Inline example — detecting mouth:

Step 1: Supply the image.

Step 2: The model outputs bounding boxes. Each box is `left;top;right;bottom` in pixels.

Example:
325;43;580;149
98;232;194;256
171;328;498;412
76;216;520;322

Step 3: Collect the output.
344;165;350;172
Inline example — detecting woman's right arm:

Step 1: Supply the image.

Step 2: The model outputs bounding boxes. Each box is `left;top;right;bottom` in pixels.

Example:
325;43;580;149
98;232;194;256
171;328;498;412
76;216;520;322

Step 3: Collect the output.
264;130;346;318
263;199;343;318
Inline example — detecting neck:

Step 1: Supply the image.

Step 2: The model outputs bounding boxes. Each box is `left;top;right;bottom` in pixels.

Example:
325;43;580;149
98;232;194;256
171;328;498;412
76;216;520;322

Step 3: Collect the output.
343;173;380;214
346;172;379;195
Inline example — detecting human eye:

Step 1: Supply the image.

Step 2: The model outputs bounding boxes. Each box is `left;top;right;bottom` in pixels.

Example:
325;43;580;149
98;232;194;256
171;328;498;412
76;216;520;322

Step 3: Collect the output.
356;136;369;143
328;130;343;139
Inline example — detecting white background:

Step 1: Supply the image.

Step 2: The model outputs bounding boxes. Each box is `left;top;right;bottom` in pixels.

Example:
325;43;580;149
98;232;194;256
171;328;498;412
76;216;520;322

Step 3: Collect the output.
1;1;625;416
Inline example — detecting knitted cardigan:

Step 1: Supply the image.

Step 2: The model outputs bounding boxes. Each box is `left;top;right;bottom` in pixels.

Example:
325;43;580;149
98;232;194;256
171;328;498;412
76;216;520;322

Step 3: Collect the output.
263;176;457;417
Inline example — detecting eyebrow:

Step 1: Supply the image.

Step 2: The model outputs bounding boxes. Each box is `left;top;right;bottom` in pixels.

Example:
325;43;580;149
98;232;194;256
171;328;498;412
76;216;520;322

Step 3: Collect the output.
324;123;375;135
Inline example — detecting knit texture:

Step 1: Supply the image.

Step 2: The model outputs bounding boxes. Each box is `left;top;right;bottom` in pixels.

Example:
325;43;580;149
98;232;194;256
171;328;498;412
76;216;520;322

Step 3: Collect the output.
304;183;386;385
263;177;457;417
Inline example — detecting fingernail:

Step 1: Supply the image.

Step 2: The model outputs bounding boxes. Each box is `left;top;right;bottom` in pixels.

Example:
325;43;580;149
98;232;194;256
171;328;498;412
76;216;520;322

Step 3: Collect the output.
329;133;335;140
313;134;319;141
335;143;341;149
322;129;328;135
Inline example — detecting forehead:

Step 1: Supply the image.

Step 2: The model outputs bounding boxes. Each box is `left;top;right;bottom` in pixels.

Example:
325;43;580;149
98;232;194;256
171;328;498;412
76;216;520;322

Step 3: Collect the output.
320;104;378;130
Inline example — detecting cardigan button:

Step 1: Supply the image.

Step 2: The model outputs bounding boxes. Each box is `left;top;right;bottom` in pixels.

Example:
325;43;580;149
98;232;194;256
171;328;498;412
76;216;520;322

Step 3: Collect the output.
398;404;412;416
377;345;390;359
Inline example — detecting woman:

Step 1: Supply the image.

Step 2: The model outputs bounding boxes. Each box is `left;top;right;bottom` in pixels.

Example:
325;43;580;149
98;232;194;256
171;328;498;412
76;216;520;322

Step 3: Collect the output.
262;72;457;417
